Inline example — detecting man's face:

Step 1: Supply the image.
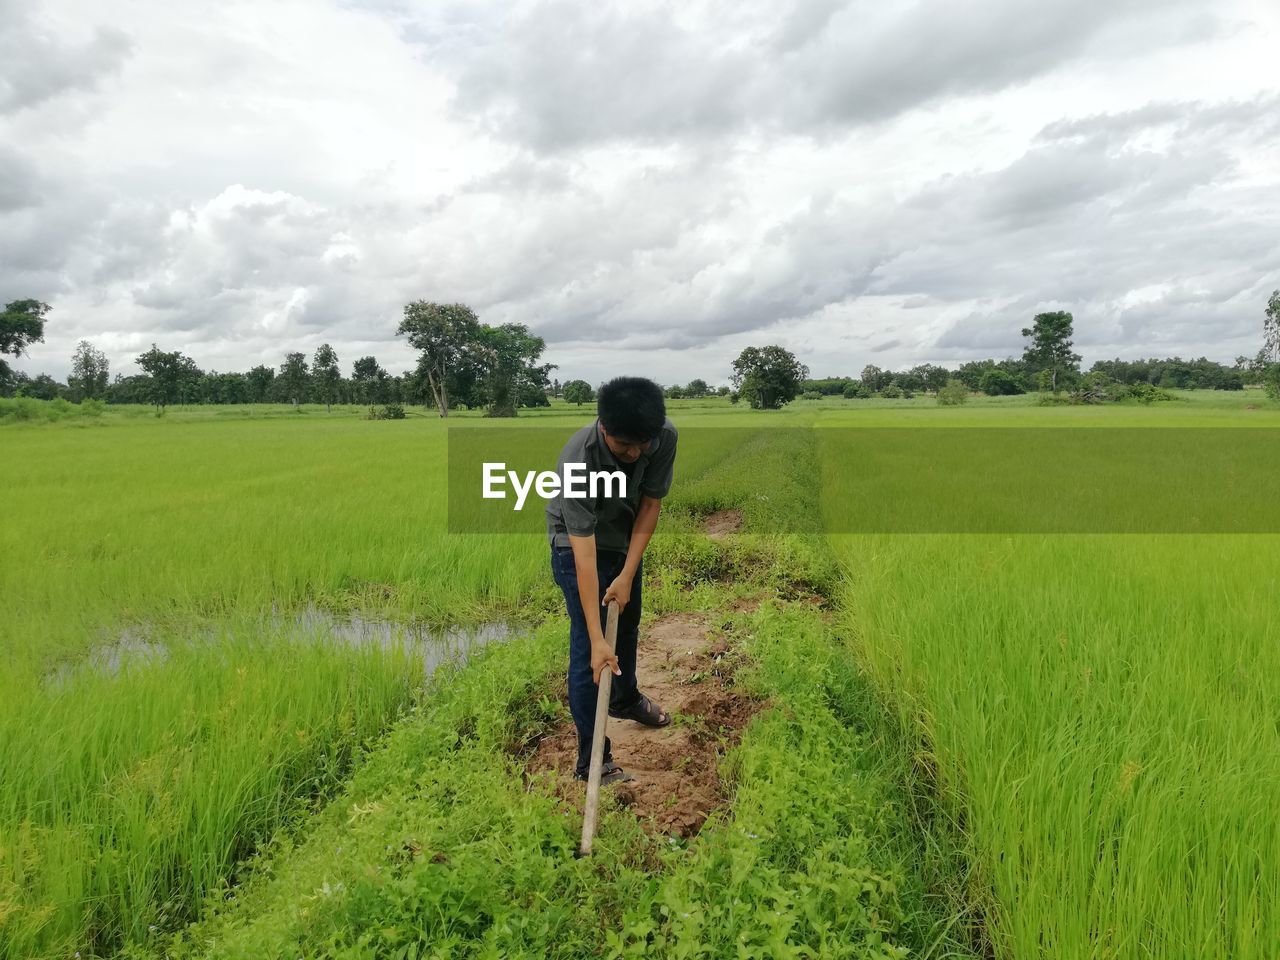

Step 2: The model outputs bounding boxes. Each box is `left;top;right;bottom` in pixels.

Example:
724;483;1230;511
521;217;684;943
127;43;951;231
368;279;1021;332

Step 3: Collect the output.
600;426;652;463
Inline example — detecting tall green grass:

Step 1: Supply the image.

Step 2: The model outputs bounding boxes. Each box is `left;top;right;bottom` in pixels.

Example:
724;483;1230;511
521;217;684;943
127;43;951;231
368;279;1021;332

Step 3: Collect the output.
0;408;789;956
2;631;424;957
828;532;1280;955
6;394;1277;957
2;416;556;957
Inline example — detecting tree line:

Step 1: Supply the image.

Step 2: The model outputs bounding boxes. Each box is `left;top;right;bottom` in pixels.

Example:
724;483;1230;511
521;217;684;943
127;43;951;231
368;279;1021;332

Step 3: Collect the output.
4;296;1279;412
794;305;1280;406
0;300;557;417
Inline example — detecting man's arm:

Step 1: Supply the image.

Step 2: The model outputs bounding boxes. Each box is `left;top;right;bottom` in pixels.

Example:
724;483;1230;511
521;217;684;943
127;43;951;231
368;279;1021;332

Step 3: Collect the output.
568;532;621;683
601;495;661;613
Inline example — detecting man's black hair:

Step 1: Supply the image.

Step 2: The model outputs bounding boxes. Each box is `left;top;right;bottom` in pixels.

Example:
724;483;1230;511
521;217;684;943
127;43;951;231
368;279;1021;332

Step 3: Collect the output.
597;376;666;442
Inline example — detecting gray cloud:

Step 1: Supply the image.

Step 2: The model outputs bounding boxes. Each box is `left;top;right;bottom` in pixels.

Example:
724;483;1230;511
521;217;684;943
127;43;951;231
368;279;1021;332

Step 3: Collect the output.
0;146;41;211
0;1;132;114
440;0;1208;149
2;0;1277;385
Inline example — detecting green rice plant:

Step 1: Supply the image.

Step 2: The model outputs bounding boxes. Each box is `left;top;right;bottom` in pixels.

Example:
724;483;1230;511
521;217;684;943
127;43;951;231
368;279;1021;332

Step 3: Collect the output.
8;392;1278;958
0;409;812;955
0;627;425;958
829;530;1280;957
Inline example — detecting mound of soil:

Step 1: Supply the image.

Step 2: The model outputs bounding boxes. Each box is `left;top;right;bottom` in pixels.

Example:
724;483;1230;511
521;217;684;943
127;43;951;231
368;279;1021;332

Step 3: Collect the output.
703;508;743;539
523;613;762;837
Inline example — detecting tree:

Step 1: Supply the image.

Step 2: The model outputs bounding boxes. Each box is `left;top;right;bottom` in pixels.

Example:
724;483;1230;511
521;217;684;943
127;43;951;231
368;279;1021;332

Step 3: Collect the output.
517;381;551;408
937;379;969;405
246;364;275;403
860;364;888;392
979;368;1024;396
911;363;950;393
1258;290;1280;402
1021;311;1081;392
279;352;309;406
136;344;195;412
20;373;63;400
352;356;390;411
1264;289;1280;364
1265;364;1280;402
397;301;481;417
312;343;341;412
68;341;110;401
730;345;809;410
0;299;50;359
563;379;594;406
472;322;551;418
685;378;709;398
105;373;151;404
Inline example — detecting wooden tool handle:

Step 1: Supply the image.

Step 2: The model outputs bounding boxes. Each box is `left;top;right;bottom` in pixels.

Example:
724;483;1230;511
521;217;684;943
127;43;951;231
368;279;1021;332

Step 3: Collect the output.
579;599;619;857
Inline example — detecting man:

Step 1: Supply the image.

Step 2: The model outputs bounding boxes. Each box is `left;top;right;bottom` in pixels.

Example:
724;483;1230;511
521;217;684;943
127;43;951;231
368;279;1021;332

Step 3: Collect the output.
546;376;678;784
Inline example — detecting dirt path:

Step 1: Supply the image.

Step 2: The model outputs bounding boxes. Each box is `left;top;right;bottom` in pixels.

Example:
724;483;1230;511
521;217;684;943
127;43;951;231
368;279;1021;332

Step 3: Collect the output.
524;613;761;836
524;509;758;837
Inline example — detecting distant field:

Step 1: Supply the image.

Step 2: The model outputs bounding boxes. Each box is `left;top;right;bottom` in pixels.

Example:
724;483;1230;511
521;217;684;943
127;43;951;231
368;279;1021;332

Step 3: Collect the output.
2;391;1278;958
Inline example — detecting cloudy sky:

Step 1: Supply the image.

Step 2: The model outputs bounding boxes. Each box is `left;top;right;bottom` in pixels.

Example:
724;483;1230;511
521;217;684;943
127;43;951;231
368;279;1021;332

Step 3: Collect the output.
2;0;1277;384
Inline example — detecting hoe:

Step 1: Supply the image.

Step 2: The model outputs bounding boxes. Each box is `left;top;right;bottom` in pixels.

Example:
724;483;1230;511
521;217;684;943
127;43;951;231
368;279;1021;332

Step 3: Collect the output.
578;599;620;857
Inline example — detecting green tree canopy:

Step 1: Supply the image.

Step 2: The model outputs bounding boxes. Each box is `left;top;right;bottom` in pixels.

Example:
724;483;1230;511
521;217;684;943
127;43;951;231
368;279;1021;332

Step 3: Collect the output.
731;345;809;410
473;322;552;418
1021;311;1082;392
860;364;888;392
1264;289;1280;364
1;300;50;358
352;356;390;408
311;343;341;412
397;302;481;417
136;344;198;411
279;352;309;405
562;379;594;406
910;363;950;393
979;368;1024;396
68;340;110;401
246;365;275;403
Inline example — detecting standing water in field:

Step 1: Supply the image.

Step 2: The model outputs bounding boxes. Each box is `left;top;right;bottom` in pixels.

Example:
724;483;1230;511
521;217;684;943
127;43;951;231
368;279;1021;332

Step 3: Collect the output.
45;611;514;686
287;605;514;678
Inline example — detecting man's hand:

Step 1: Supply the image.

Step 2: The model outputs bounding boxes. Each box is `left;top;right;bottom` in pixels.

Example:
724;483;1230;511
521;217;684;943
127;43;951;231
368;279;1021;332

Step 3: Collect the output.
602;572;633;612
591;642;621;683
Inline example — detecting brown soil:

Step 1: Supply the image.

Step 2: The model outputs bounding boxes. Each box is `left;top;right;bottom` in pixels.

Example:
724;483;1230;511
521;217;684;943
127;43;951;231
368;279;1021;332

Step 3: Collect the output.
703;508;743;539
523;612;763;837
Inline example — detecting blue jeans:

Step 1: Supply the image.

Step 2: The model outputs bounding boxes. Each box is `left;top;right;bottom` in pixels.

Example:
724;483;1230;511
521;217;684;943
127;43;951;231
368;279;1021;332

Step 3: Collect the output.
549;545;642;776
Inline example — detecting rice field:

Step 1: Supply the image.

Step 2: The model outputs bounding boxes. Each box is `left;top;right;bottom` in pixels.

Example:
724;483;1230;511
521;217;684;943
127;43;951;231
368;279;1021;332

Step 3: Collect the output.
2;391;1277;958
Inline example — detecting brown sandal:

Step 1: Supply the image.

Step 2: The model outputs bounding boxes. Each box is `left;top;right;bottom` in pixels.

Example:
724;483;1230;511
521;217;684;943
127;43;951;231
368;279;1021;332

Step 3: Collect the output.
574;760;633;785
609;693;671;727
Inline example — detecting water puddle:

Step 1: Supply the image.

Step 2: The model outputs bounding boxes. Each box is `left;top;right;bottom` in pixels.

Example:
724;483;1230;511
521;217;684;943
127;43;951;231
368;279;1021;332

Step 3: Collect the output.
45;610;515;687
287;605;513;678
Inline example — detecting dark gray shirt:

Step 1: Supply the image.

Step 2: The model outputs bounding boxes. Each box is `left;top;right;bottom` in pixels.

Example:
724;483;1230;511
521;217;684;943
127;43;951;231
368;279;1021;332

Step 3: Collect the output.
545;417;678;553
